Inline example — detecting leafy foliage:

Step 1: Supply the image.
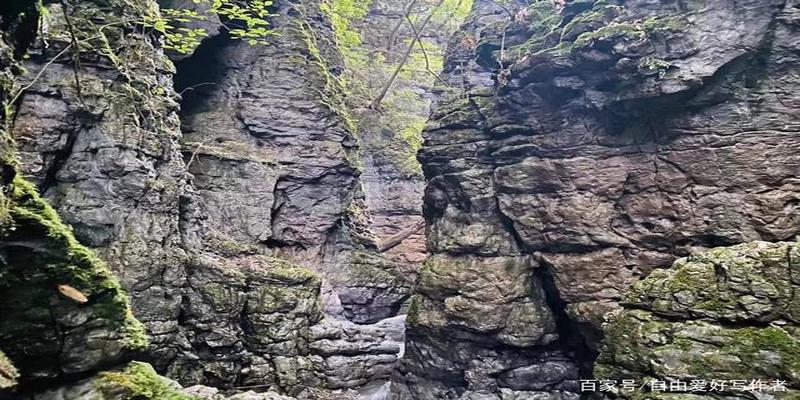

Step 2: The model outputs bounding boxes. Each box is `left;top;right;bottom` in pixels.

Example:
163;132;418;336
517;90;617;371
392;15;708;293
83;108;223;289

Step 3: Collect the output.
144;0;274;54
318;0;471;175
321;0;371;55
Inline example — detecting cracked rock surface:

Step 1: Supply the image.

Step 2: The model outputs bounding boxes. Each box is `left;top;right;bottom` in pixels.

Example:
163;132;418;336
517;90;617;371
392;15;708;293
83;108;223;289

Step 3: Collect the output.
8;0;412;396
391;0;800;398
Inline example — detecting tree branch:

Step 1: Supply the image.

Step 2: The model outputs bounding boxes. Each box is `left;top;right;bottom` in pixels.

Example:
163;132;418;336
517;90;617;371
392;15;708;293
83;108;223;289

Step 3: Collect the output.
9;44;73;105
386;0;419;51
59;0;84;102
369;0;446;110
404;15;450;88
377;219;425;253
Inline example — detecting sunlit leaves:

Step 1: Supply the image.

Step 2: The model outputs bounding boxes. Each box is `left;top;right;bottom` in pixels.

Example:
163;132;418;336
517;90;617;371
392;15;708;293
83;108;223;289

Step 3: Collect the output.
143;0;274;54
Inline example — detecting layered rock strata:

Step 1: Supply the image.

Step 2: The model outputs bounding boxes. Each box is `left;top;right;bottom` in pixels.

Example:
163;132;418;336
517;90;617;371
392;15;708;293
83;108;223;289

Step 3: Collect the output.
0;8;211;398
392;0;800;398
8;0;412;395
11;0;191;372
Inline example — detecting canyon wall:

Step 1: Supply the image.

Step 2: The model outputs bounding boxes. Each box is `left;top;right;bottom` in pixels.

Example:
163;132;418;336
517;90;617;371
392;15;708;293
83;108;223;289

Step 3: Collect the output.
5;0;416;396
392;0;800;399
3;0;800;399
0;4;216;399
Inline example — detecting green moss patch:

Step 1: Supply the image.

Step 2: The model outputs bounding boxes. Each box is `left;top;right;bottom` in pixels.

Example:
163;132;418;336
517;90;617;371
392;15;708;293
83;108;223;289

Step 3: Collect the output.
96;361;197;400
597;242;800;397
0;175;147;379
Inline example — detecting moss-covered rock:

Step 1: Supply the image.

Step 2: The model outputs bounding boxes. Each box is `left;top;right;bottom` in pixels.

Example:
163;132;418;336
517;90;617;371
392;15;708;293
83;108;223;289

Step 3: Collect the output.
410;254;558;348
96;362;197;400
25;361;197;400
596;242;800;398
0;176;148;381
174;253;322;389
0;4;155;390
623;241;799;323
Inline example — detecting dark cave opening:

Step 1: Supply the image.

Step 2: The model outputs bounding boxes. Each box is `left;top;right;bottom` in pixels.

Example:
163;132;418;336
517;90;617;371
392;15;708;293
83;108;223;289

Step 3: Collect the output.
0;0;38;59
172;33;234;118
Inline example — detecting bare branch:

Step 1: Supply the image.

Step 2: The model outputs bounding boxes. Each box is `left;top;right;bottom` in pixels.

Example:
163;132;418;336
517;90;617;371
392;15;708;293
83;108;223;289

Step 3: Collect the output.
179;82;217;96
377;219;425;253
386;0;419;51
369;0;446;110
60;0;84;102
404;15;450;88
9;45;73;105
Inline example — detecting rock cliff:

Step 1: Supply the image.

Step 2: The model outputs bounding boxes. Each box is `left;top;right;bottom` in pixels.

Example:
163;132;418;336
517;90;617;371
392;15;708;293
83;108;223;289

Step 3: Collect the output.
3;0;800;399
4;0;426;396
0;5;209;399
392;0;800;398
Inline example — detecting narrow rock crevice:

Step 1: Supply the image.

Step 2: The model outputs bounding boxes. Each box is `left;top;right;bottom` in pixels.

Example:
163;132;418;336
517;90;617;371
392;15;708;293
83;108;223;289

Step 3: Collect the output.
532;261;597;377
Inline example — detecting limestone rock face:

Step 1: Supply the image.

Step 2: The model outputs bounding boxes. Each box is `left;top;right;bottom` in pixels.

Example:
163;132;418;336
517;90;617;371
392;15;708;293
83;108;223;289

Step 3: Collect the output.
11;0;190;372
8;0;411;395
595;241;800;399
393;0;800;398
172;0;414;329
168;254;323;390
0;10;185;398
309;316;406;390
167;0;412;388
176;0;361;257
0;14;149;381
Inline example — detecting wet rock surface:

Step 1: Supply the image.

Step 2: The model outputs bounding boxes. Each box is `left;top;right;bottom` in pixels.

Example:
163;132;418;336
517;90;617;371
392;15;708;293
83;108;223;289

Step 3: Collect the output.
392;0;800;398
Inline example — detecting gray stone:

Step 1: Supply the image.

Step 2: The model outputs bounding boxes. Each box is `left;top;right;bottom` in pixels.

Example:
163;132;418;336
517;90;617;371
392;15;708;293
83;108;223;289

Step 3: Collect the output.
392;0;800;397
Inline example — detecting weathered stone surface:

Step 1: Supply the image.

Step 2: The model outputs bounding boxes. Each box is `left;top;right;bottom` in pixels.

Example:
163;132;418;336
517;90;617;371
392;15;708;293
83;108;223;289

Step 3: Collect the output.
410;255;557;347
595;241;800;399
9;0;411;395
186;385;296;400
309;316;406;390
176;0;361;257
393;0;800;398
0;177;148;383
11;0;191;373
172;0;412;330
332;251;412;324
167;254;323;391
623;241;800;323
